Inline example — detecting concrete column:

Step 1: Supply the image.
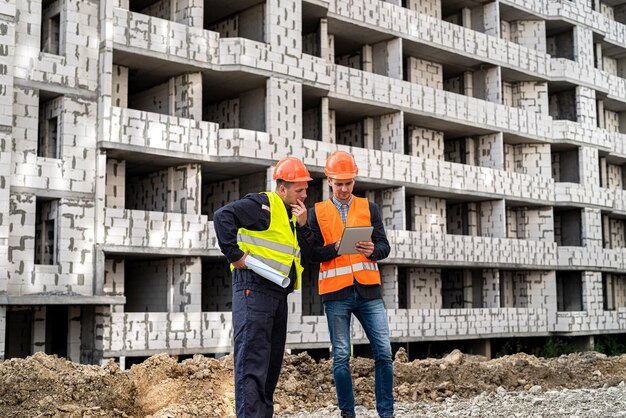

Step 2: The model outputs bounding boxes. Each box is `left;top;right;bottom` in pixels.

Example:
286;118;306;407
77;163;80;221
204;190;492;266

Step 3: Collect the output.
171;257;202;313
33;307;46;354
68;306;81;362
582;271;603;314
112;65;129;108
376;111;404;154
477;132;504;170
473;66;502;104
573;26;594;68
327;34;335;63
170;72;202;120
320;97;334;144
0;307;5;359
168;163;201;214
266;78;301;142
462;270;473;308
380;187;405;231
104;259;125;313
466;2;498;35
381;265;399;309
363;117;375;150
372;38;402;80
580;146;600;187
482;269;500;308
319;19;329;62
362;45;373;73
105;159;125;209
576;86;597;127
463;71;473;97
480;200;506;238
581;208;602;247
173;0;203;28
266;0;301;52
595;43;603;70
597;99;605;129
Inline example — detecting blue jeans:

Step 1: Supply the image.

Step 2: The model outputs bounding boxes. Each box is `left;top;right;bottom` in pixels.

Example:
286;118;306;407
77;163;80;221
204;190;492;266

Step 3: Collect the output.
324;288;394;417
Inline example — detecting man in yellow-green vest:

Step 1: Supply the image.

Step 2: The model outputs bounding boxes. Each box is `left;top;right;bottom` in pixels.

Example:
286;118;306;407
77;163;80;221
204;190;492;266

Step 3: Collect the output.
214;156;315;418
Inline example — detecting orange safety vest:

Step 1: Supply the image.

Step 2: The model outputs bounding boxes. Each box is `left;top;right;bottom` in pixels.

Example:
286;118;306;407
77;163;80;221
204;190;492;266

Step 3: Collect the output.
315;196;381;295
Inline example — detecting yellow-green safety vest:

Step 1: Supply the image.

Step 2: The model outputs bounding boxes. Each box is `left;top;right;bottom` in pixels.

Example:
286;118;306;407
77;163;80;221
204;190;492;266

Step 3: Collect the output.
234;192;303;289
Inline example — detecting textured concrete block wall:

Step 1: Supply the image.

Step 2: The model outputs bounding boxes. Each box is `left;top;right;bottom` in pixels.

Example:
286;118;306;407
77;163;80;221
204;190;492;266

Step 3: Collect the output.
405;0;441;19
406;57;443;90
105;159;125;208
407;267;441;309
375;111;403;153
8;0;626;359
406;126;444;160
409;196;446;234
508;20;546;53
205;98;240;129
202;261;232;312
202;179;239;220
504;143;551;177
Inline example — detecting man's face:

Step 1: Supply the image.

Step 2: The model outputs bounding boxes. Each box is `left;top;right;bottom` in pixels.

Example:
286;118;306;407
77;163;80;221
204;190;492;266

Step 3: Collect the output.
328;177;354;203
279;181;308;206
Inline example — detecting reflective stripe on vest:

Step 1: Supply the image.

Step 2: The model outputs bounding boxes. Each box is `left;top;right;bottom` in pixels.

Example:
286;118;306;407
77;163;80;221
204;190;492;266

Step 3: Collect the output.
318;261;379;281
237;233;302;262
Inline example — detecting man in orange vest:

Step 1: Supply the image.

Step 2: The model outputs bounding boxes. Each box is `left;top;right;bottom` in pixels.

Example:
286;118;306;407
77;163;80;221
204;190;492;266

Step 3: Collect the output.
214;157;314;418
308;150;394;418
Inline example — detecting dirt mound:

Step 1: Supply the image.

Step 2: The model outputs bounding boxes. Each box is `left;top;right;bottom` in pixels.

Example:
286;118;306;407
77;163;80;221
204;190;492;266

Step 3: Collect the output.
1;349;625;417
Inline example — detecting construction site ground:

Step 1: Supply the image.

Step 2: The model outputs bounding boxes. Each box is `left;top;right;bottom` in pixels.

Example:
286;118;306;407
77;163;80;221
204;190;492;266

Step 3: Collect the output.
1;349;626;417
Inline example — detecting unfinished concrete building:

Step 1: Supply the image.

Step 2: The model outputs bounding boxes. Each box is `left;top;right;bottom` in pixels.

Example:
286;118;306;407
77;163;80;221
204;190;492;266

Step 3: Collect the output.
1;0;626;363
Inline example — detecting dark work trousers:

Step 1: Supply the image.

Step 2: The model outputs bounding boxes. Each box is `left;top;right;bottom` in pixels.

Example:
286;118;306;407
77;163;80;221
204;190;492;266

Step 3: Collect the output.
232;287;288;418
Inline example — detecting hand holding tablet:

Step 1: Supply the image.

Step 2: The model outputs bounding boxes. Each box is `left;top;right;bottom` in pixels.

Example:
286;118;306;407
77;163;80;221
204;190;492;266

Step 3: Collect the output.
336;226;374;255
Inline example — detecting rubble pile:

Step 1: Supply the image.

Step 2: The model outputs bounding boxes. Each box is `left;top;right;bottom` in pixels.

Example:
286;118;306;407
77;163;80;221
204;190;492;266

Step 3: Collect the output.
1;349;625;417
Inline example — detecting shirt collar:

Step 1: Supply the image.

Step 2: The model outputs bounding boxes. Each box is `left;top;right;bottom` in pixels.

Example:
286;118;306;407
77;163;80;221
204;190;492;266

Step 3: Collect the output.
331;195;352;208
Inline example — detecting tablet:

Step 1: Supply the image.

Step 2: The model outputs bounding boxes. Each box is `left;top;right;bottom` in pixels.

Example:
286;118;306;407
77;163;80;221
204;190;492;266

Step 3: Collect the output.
337;226;374;255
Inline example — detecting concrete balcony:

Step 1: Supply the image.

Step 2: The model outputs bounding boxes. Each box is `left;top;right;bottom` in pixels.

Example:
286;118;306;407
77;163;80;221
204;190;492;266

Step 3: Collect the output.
552;121;612;151
217;133;553;202
553;309;626;334
331;65;552;142
386;231;558;268
113;8;220;65
555;182;613;209
103;311;233;356
220;38;332;87
113;9;331;87
558;246;626;270
394;307;551;339
102;208;220;256
330;0;550;78
104;106;218;160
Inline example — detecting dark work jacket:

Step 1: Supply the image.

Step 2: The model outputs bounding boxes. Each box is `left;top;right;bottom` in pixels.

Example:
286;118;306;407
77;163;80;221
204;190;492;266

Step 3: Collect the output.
214;193;316;298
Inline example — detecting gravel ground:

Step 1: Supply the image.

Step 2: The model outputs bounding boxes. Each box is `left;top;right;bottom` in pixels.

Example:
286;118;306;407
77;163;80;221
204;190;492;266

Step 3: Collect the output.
278;382;626;418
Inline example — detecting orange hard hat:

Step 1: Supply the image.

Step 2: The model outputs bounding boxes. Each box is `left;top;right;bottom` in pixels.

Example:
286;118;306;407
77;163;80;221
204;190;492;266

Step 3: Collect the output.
324;150;358;180
273;157;313;182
